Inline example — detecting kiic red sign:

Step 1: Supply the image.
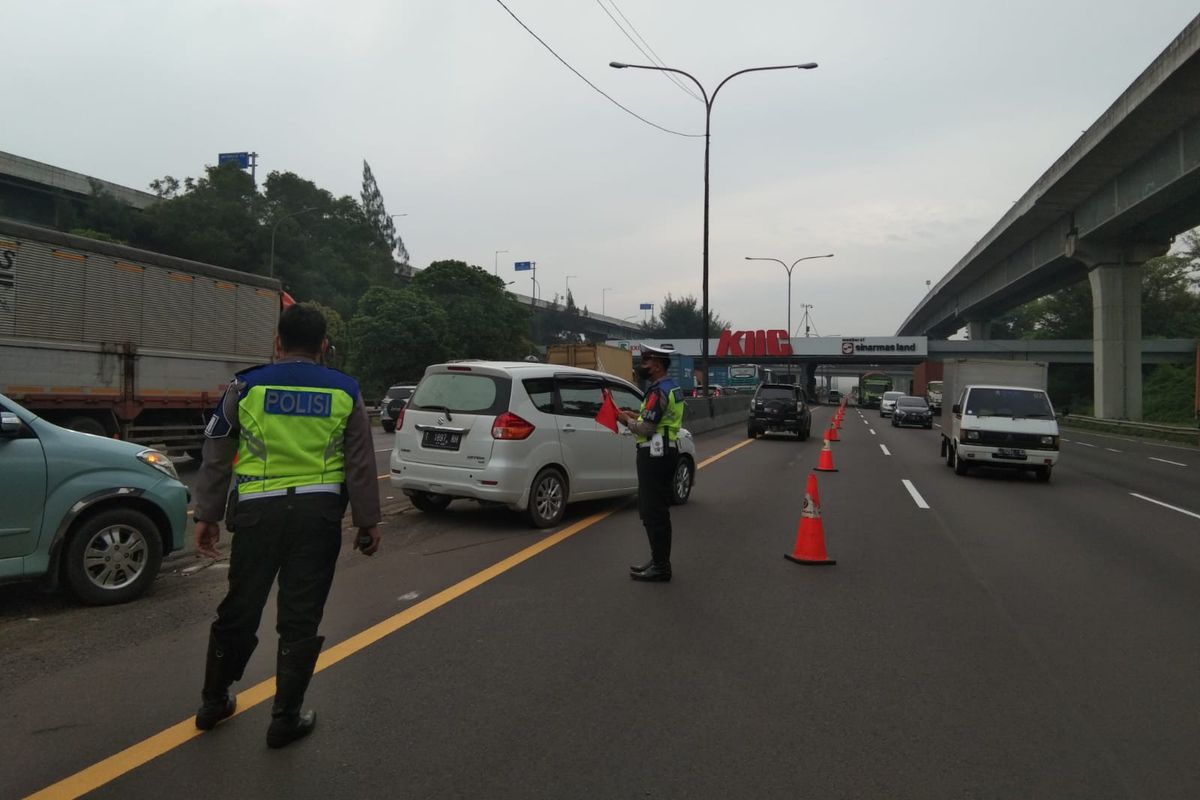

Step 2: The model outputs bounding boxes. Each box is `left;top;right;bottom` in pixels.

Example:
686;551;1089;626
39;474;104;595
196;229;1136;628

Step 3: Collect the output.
715;329;793;357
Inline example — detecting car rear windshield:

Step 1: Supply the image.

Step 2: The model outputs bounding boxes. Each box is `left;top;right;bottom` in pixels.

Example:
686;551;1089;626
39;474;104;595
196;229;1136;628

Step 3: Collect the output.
898;397;927;408
964;388;1053;418
409;373;512;415
757;387;795;401
883;392;904;399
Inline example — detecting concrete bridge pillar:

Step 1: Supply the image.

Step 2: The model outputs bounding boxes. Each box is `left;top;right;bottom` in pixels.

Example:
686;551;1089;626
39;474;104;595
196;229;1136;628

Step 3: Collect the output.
1071;238;1168;420
1087;261;1143;420
966;319;990;340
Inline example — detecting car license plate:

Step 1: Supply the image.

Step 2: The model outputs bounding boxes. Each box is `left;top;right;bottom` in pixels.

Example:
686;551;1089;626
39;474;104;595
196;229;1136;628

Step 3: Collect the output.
996;447;1027;460
422;430;461;451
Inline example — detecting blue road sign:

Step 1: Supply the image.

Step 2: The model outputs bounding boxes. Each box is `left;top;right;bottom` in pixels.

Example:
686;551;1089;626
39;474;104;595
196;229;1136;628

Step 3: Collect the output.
639;303;653;310
514;261;532;271
218;152;251;168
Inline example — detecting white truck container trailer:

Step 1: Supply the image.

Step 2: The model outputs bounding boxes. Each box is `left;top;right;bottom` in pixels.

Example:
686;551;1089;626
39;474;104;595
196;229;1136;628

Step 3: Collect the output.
0;218;281;456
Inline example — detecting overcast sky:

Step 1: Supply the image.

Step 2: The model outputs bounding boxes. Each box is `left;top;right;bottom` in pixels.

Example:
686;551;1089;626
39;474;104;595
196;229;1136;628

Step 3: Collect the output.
6;1;1197;335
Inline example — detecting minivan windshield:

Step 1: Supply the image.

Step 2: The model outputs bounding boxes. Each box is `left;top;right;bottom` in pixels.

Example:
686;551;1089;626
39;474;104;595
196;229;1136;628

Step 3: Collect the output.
409;373;511;415
964;388;1054;418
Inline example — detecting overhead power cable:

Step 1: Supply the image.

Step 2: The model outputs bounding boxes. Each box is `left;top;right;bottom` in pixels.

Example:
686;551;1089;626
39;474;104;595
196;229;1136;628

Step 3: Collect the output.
493;0;702;138
594;0;703;103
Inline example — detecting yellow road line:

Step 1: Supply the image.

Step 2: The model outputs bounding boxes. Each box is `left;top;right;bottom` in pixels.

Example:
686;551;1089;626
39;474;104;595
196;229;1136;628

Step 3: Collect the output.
27;438;755;800
697;437;754;469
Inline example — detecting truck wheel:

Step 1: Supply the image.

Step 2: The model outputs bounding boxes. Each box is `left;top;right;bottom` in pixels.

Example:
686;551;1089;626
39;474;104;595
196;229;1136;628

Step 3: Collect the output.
953;447;970;476
526;467;567;528
66;416;108;438
746;426;758;439
63;508;163;605
944;439;953;466
381;420;395;434
1034;466;1052;482
410;492;452;513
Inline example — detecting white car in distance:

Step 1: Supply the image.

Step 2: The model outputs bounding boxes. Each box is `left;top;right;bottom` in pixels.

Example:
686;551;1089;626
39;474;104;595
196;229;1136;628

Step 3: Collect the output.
390;362;697;527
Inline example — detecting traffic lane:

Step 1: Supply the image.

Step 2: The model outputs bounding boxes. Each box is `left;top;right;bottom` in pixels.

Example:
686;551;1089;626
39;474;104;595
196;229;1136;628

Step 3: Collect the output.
0;424;749;797
869;417;1200;798
923;411;1199;519
96;413;1126;799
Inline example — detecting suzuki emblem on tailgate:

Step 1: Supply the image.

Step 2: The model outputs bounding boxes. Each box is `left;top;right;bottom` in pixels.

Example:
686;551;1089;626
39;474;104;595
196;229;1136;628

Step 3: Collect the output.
437;416;446;426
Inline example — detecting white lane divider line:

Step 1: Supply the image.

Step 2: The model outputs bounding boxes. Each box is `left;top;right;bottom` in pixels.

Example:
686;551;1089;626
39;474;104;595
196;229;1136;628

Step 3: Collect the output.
1105;447;1122;453
933;423;941;428
375;448;393;453
870;428;877;436
1130;493;1200;520
1061;437;1071;442
902;479;930;509
1076;442;1097;448
880;444;891;456
1149;456;1188;467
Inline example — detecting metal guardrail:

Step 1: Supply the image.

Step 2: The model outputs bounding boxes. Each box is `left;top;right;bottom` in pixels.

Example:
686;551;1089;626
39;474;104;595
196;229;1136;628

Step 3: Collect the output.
1061;414;1199;445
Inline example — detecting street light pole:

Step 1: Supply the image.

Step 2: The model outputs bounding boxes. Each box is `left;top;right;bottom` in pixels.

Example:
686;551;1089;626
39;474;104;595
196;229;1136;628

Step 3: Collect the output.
612;60;818;408
269;206;317;279
494;249;508;277
565;274;577;305
745;254;833;377
602;287;613;317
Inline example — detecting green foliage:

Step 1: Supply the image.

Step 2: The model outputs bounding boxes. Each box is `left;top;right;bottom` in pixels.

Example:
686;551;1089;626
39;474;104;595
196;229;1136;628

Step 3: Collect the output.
348;287;450;398
411;260;531;359
361;160;409;272
1143;363;1197;423
306;301;349;370
348;262;533;395
640;294;728;338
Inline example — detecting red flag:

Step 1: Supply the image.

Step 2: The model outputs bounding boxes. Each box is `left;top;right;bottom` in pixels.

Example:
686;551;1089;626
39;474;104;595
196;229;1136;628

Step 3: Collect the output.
595;388;621;433
280;291;297;309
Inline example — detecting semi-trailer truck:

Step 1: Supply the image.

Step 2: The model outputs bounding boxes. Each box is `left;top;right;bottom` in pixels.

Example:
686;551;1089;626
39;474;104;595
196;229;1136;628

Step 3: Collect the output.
0;218;282;457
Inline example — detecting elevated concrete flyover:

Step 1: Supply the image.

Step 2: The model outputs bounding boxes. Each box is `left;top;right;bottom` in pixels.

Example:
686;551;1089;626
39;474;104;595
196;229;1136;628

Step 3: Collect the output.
898;14;1200;419
512;290;644;341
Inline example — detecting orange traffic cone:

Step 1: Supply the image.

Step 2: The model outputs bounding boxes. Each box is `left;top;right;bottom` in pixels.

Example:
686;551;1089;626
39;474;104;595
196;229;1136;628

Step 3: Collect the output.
785;473;836;565
815;439;838;472
834;414;843;429
825;424;840;442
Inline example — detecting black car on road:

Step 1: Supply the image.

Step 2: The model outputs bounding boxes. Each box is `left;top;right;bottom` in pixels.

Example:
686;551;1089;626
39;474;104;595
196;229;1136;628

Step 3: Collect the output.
891;395;933;429
748;383;812;440
379;384;417;433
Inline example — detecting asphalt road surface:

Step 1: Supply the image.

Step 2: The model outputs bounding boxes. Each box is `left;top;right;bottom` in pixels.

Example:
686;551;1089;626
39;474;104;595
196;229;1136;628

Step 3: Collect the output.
3;407;1197;799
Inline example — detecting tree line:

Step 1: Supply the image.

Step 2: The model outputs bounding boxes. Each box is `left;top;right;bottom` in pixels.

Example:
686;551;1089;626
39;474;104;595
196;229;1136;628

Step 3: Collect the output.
61;161;532;397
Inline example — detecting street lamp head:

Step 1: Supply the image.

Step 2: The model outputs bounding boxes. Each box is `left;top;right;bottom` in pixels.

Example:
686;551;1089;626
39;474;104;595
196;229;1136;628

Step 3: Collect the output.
609;61;629;69
796;63;819;69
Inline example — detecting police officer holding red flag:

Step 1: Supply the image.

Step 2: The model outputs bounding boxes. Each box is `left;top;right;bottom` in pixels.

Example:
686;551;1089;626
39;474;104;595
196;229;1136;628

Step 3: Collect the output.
617;344;685;582
190;303;380;748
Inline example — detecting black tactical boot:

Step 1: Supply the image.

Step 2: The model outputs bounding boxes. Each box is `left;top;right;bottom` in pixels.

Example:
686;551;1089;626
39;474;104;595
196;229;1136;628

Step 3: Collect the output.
266;636;324;749
629;559;653;574
630;562;671;582
196;630;258;730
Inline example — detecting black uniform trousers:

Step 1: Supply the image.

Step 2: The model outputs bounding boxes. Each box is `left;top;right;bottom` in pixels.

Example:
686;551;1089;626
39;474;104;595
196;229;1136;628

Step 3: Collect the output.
212;491;344;645
636;446;677;568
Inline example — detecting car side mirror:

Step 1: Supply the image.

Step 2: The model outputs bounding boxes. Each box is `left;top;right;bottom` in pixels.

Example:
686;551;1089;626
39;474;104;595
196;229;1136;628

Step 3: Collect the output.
951;404;962;415
1;411;22;438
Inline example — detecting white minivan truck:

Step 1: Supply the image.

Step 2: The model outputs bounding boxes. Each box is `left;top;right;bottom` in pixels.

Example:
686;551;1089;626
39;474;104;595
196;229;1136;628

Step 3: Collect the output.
943;384;1060;482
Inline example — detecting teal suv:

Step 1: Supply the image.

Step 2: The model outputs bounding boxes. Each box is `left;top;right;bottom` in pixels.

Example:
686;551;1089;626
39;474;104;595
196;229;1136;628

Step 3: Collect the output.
0;393;189;604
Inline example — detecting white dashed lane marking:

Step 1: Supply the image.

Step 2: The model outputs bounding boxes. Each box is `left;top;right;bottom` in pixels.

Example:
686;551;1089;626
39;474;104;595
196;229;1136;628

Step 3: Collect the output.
1130;493;1200;520
902;479;930;509
1149;457;1188;467
880;444;891;456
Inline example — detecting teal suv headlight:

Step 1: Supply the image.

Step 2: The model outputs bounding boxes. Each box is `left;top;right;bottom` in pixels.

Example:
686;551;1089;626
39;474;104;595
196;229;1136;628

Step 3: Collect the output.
137;449;179;480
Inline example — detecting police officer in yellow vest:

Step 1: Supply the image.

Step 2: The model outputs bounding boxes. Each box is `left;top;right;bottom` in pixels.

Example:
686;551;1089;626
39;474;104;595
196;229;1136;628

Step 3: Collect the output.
191;303;381;748
617;344;685;582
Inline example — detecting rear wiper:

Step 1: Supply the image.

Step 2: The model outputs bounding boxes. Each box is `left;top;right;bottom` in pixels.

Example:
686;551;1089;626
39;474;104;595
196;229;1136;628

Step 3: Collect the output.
423;404;454;421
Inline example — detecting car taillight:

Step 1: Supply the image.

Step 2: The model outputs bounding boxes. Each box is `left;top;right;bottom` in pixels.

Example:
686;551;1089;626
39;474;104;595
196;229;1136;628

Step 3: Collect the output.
492;411;535;440
396;405;406;431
